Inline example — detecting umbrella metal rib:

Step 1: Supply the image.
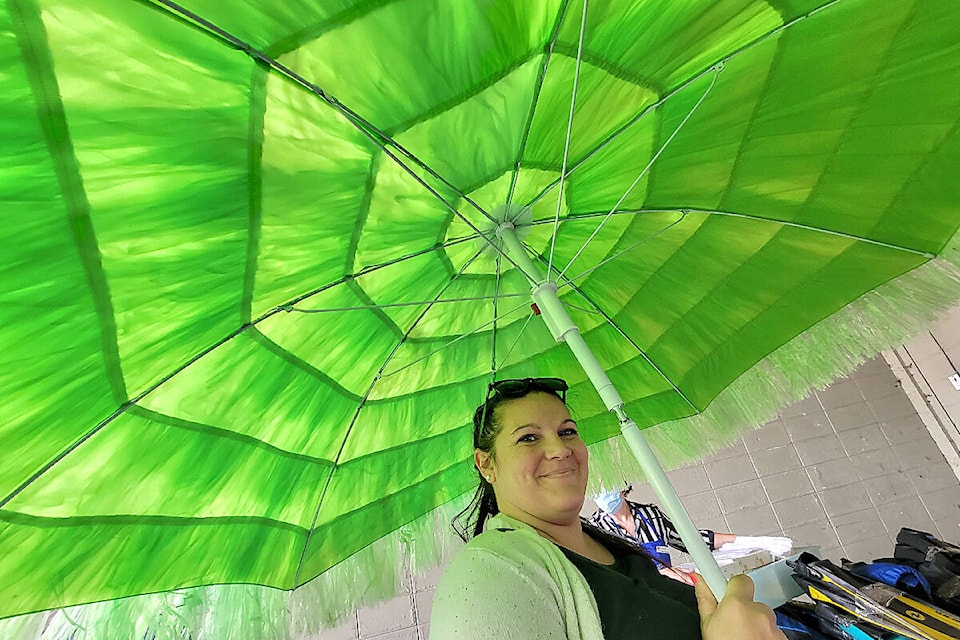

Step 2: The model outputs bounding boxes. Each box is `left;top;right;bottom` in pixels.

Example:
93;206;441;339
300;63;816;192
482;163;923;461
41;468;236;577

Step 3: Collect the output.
547;0;589;278
523;206;934;291
691;209;935;258
380;300;531;380
557;211;688;289
557;66;721;281
496;313;537;371
287;294;527;314
485;243;506;397
521;241;700;415
506;0;572;208
278;236;481;312
523;0;852;214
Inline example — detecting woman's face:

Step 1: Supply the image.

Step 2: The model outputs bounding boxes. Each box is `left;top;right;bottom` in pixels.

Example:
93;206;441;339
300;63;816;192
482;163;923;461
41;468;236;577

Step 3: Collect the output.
476;392;589;527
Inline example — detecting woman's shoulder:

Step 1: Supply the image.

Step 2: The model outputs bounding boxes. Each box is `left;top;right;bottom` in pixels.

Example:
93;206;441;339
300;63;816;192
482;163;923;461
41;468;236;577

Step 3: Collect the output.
447;523;551;573
431;526;574;638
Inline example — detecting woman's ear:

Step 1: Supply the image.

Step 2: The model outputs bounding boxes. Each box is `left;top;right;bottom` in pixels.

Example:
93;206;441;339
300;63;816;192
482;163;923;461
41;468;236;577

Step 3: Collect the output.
475;449;495;484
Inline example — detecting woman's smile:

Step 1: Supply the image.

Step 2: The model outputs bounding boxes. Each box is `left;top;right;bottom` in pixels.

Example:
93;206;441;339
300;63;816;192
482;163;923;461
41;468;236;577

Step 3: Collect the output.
540;467;578;478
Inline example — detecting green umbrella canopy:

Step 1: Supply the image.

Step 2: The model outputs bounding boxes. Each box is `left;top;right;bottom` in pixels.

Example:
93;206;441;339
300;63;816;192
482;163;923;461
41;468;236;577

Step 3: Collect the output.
2;0;960;636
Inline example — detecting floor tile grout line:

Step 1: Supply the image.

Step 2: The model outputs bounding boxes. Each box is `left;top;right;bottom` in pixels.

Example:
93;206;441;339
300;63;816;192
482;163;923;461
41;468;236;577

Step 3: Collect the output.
812;390;852;558
698;456;733;535
744;440;786;536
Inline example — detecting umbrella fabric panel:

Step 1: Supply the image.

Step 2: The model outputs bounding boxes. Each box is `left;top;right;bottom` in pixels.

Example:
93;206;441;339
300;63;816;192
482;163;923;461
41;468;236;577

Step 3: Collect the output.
541;2;960;255
390;57;543;192
154;0;375;54
704;0;960;254
274;0;563;134
296;462;472;586
443;168;568;249
318;424;473;514
0;1;119;504
0;509;305;616
520;53;659;170
137;330;361;459
254;70;377;317
5;411;330;527
403;270;533;338
644;39;777;210
554;0;784;91
23;0;256;396
572;215;927;410
256;299;404;398
353;156;459;279
337;381;486;461
562;109;661;213
651;239;925;407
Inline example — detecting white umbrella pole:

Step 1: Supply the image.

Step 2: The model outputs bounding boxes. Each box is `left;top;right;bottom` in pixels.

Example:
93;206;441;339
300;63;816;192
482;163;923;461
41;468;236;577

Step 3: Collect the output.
498;223;728;599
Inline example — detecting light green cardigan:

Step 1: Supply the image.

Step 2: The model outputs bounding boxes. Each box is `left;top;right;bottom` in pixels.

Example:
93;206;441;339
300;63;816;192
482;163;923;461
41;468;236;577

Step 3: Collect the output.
430;513;605;639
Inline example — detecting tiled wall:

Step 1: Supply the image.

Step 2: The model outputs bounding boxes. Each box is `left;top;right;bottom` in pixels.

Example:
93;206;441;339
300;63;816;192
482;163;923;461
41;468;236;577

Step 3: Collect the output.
315;562;441;640
656;355;958;563
317;356;960;639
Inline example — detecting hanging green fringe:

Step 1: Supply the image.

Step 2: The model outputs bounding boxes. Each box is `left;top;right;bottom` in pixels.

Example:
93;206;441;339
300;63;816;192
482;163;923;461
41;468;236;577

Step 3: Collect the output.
587;232;960;487
0;496;470;640
4;236;958;640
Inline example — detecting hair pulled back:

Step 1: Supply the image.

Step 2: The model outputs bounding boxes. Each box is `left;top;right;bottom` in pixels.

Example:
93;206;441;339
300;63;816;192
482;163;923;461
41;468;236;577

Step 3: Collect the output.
451;382;566;541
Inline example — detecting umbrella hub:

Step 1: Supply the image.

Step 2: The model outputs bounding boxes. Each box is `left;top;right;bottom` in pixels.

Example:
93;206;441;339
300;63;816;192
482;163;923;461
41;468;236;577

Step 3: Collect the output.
476;203;532;260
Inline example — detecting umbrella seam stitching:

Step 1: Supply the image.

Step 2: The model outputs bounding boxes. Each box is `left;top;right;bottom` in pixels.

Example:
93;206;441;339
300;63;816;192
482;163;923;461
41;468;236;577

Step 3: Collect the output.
240;63;269;324
785;0;922;231
507;0;572;207
290;250;484;586
264;0;401;58
8;0;128;405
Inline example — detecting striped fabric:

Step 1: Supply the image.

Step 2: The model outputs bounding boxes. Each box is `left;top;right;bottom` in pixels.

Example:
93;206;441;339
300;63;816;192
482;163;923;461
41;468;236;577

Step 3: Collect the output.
587;501;716;553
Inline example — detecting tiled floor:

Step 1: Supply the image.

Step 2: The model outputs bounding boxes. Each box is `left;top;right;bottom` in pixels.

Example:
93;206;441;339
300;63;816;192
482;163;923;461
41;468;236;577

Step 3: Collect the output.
649;356;959;565
318;356;960;639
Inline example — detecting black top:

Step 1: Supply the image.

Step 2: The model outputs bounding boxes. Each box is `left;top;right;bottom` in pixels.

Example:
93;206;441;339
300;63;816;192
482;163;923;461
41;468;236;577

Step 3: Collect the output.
560;529;702;639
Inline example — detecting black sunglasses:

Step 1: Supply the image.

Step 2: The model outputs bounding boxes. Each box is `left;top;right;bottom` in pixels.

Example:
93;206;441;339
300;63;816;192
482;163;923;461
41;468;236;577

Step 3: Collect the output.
487;377;568;403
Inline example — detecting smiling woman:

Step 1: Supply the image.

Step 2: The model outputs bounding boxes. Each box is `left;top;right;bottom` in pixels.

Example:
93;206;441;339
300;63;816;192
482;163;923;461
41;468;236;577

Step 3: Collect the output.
431;377;786;640
474;387;589;531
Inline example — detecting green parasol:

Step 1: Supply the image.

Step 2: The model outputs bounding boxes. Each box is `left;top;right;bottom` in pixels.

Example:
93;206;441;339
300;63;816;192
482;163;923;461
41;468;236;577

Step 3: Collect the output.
2;0;960;637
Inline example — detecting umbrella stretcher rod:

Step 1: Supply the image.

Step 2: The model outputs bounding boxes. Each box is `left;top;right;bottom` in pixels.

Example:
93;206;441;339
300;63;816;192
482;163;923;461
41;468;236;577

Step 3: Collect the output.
497;223;729;599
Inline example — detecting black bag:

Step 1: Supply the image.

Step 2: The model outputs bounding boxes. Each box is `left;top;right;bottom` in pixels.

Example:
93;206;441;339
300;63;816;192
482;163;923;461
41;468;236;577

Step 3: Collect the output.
894;528;960;616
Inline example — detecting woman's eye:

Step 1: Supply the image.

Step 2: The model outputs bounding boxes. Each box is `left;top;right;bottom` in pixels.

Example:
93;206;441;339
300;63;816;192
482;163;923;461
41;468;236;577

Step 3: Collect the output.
560;427;579;437
517;434;538;443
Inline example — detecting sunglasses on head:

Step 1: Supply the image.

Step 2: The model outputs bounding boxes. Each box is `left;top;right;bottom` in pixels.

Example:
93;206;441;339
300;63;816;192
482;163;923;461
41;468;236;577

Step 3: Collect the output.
487;377;568;403
474;378;570;448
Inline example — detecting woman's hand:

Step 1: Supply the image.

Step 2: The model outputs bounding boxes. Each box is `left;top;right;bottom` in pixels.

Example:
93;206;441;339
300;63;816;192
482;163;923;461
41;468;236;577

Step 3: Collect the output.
694;573;786;640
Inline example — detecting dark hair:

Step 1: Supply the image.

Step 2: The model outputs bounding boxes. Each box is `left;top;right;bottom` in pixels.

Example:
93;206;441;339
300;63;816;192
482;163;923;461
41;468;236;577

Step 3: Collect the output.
451;379;567;541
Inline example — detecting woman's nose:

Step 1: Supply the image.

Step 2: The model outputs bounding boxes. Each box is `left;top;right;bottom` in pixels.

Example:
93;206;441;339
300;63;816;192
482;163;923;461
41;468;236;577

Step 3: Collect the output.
544;436;572;458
